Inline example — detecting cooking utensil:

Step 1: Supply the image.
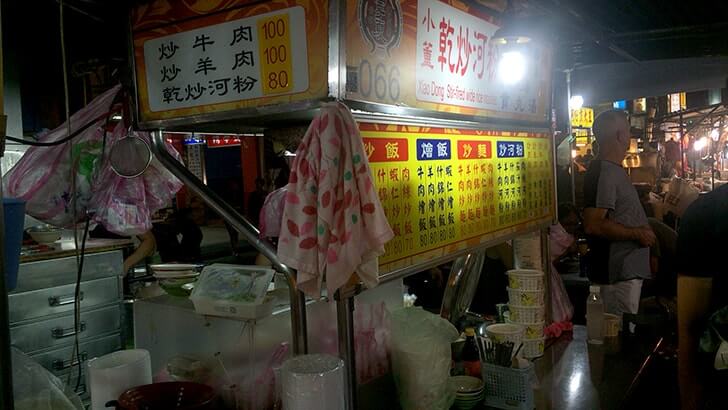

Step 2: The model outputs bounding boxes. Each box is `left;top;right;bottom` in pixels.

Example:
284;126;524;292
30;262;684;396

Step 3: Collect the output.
106;381;216;409
109;128;153;178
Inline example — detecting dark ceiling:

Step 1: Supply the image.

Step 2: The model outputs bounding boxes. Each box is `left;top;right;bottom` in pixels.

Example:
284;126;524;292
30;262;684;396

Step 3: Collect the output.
5;0;728;132
518;0;728;67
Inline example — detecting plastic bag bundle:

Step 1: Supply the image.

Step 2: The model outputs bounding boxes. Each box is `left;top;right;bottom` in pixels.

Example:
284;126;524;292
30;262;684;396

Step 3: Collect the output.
3;85;183;236
389;307;459;410
4;86;119;227
12;347;82;410
664;176;699;217
191;264;275;304
89;127;183;236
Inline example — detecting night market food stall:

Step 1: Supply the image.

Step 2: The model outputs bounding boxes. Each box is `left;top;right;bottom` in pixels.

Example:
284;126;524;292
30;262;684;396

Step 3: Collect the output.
0;0;556;408
125;0;557;409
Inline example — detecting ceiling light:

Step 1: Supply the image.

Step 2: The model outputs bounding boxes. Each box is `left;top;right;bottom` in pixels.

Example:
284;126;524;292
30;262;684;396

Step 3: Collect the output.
498;51;526;85
569;95;584;110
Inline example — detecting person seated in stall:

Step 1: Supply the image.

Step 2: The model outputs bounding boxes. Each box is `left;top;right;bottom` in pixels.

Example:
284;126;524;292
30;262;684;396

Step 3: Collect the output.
675;183;728;410
91;208;202;275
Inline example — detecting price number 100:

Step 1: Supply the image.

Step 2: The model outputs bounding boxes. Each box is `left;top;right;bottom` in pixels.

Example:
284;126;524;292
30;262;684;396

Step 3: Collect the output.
258;14;293;94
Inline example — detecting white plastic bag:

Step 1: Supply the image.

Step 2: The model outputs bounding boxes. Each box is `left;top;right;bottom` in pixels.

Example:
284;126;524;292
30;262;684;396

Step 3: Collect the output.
191;264;274;304
389;307;459;410
12;347;83;410
664;176;699;217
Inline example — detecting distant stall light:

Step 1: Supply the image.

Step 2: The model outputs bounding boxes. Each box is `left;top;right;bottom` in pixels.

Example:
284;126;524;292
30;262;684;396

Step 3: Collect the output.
283;150;297;157
111;114;123;121
571;149;578;159
694;137;708;151
498;51;526;85
711;128;720;141
569;95;584;110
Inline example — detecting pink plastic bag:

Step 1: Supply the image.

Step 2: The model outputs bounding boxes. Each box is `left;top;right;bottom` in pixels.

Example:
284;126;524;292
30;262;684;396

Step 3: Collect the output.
548;223;575;324
89;124;183;236
4;86;120;227
258;187;287;238
3;85;183;236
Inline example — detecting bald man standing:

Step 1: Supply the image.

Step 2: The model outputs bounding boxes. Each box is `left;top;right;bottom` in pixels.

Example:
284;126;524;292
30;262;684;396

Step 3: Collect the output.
583;110;656;329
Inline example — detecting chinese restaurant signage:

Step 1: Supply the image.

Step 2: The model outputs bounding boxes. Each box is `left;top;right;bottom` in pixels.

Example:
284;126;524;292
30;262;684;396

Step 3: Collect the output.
206;136;243;147
360;123;554;272
346;0;552;123
570;107;594;128
132;0;329;123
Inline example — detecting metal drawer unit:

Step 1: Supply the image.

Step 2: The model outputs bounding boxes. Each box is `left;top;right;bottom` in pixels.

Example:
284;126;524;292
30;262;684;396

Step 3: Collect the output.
11;304;121;353
9;276;120;323
9;250;125;395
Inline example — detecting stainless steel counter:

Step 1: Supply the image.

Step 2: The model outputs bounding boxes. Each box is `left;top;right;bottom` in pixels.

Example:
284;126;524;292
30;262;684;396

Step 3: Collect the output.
359;325;662;410
533;326;660;410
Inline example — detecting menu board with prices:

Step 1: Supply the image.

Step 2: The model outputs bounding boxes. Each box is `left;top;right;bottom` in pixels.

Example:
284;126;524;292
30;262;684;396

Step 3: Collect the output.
570;107;594;128
132;0;330;123
360;124;554;273
142;6;308;113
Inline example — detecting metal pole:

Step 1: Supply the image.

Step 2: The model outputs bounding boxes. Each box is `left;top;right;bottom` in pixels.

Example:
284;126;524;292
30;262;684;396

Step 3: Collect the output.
0;120;14;410
679;111;685;178
0;0;15;403
150;131;309;354
565;70;576;204
336;295;357;410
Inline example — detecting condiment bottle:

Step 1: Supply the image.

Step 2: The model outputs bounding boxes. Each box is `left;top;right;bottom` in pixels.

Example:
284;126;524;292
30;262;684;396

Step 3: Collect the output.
462;327;481;378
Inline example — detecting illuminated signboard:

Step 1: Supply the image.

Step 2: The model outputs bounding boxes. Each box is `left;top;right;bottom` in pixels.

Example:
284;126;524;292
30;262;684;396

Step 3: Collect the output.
346;0;552;123
571;107;594;128
132;0;329;123
360;123;554;272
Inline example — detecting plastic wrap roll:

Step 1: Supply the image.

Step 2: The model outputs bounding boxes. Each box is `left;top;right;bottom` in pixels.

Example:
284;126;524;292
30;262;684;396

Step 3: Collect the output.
513;232;542;270
282;354;345;410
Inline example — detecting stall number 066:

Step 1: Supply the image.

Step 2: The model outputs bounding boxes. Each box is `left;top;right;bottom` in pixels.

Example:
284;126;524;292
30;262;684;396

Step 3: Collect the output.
357;60;400;102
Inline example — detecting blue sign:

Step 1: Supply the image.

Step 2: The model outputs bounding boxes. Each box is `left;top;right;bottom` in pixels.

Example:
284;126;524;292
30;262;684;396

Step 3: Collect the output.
613;100;626;110
496;141;525;158
416;139;451;161
184;135;205;145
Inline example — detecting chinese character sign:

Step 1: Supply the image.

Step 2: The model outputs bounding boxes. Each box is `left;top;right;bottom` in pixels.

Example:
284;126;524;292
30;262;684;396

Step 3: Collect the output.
345;0;552;123
142;6;309;112
570;107;594;128
361;123;554;271
415;0;543;115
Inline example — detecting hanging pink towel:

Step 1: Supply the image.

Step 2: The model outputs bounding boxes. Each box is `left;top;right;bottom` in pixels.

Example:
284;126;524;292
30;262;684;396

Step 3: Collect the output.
277;102;394;297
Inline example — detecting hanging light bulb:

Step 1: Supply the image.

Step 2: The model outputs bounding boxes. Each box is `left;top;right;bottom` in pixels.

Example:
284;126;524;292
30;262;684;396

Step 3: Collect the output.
694;137;708;151
711;128;720;141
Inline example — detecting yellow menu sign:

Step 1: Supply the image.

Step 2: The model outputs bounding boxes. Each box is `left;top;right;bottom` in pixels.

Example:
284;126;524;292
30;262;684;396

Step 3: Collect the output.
571;108;594;128
258;12;294;94
360;123;554;273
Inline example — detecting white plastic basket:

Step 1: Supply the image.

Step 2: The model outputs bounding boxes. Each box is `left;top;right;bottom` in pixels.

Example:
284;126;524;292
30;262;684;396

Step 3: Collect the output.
507;270;544;291
522;338;545;359
507;288;544;306
508;305;545;324
482;362;535;410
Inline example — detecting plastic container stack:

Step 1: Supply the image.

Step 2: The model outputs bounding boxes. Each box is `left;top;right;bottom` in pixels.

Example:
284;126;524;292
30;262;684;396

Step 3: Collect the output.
506;269;545;359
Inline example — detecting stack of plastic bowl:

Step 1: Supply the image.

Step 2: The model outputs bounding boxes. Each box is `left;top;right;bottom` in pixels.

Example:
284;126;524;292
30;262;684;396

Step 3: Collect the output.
450;375;484;410
507;269;545;358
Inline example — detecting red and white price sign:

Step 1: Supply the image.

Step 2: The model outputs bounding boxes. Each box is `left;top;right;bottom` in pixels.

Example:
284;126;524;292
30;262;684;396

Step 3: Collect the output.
207;136;242;147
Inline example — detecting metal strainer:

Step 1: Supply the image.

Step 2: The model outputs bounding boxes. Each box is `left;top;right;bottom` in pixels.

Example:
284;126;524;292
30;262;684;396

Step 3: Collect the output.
109;130;152;178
